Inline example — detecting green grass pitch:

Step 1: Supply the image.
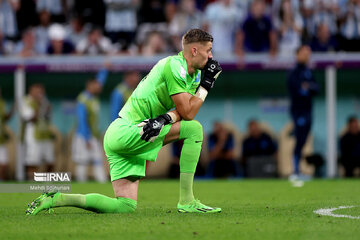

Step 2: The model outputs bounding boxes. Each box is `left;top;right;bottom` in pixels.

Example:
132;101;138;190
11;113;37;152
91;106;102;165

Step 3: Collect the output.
0;179;359;240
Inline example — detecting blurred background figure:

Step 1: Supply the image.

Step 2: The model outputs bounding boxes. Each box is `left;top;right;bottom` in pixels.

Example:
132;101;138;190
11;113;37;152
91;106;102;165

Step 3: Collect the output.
76;27;115;55
340;116;360;177
65;15;90;48
72;69;108;182
0;0;19;42
36;0;67;23
169;0;203;51
0;89;13;180
310;23;338;52
235;0;277;56
274;0;303;56
339;0;360;51
206;121;239;178
104;0;139;52
110;71;140;121
203;0;241;56
287;45;319;181
140;31;169;56
47;23;74;55
34;10;52;55
20;84;54;180
14;28;39;57
242;119;277;178
301;0;338;42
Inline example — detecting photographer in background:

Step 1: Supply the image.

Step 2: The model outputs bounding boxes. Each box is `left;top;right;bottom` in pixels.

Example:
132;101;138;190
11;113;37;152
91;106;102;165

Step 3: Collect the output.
340;116;360;177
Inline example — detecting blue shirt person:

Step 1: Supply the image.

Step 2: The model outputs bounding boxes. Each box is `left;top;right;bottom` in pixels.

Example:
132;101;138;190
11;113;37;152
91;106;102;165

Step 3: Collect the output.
287;45;319;177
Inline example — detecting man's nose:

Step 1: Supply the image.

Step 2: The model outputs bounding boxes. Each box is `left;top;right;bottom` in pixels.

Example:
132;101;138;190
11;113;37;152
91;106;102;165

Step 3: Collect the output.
209;52;213;59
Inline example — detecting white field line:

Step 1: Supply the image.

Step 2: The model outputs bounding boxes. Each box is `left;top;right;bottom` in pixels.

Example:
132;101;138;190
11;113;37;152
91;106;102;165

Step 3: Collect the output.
314;206;360;219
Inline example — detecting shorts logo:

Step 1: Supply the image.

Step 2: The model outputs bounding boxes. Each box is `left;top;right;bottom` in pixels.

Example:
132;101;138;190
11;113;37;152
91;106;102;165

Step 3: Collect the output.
34;172;71;182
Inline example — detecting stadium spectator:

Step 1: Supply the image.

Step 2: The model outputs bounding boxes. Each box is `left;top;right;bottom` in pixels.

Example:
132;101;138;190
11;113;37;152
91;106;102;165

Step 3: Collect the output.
136;0;171;50
72;69;108;182
310;23;338;52
138;0;170;24
169;0;203;51
16;0;37;33
0;0;19;41
103;0;139;51
274;0;303;56
340;116;360;177
20;84;54;180
47;24;75;55
203;0;242;56
301;0;339;39
140;31;169;56
76;27;115;55
0;31;11;55
65;15;90;48
0;89;13;180
339;0;360;51
242;119;277;177
242;120;277;162
110;71;140;121
235;0;277;56
272;0;300;17
34;10;52;55
36;0;67;23
73;0;106;27
206;121;239;178
287;45;319;181
14;28;39;57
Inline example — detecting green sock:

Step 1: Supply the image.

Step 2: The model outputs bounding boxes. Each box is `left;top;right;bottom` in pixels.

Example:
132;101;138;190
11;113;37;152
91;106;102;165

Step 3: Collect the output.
178;120;203;204
54;193;137;213
54;193;86;208
179;173;195;204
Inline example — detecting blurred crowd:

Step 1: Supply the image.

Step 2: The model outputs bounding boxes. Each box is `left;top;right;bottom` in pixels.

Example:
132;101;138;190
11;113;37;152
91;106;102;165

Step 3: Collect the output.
2;0;360;57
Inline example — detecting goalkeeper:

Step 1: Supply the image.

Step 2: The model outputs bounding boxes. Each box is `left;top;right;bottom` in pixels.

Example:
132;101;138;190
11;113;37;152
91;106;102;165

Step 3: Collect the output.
26;29;222;214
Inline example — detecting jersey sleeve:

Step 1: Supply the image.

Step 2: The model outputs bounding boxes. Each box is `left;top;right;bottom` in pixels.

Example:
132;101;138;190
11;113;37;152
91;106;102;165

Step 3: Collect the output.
164;57;188;96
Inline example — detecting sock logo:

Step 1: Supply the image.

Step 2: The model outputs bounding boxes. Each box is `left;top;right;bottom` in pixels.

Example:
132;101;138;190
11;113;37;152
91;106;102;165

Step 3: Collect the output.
34;172;71;182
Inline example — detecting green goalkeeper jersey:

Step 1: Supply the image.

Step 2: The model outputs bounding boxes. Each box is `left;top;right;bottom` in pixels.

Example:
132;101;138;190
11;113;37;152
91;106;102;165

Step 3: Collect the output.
119;51;201;124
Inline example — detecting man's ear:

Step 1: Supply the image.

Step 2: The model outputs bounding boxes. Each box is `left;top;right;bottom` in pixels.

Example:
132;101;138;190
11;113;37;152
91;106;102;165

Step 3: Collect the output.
192;47;197;57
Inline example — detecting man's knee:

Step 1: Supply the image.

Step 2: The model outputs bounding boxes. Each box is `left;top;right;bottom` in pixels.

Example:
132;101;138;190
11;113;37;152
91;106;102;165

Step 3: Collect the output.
180;120;203;141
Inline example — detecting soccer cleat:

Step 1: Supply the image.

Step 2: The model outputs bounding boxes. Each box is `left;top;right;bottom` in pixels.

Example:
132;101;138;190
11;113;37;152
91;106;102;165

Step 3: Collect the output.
177;199;221;213
25;191;59;215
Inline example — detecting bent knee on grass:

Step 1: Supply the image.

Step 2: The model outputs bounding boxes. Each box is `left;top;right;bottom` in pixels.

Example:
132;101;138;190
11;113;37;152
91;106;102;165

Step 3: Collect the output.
112;178;139;201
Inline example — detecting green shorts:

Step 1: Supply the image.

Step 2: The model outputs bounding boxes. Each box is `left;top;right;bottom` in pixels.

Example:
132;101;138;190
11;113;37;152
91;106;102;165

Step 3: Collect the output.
103;117;172;181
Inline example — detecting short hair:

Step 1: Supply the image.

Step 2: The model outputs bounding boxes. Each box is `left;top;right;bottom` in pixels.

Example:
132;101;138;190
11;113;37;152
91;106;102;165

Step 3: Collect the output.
248;118;258;127
182;29;213;46
348;115;358;124
86;78;97;86
296;45;309;55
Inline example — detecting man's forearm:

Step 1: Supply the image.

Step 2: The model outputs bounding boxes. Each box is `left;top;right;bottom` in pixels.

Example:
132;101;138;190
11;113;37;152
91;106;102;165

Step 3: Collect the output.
168;94;204;122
